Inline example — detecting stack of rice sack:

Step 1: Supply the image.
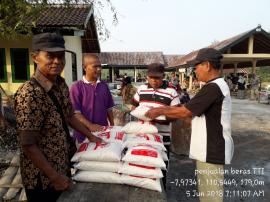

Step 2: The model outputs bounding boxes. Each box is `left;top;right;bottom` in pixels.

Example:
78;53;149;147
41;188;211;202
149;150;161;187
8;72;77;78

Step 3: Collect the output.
71;105;168;192
72;126;125;184
119;106;168;192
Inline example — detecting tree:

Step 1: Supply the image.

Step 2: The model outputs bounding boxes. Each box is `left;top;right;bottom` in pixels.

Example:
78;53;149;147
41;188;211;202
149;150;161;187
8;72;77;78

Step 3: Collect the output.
0;0;118;40
256;66;270;83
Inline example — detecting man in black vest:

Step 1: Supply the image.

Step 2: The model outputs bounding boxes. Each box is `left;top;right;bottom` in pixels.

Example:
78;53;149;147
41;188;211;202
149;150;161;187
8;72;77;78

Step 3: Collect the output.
146;48;234;202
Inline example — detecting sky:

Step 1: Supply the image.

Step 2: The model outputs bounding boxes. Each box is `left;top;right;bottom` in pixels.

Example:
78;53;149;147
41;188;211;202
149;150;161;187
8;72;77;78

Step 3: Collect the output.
99;0;270;55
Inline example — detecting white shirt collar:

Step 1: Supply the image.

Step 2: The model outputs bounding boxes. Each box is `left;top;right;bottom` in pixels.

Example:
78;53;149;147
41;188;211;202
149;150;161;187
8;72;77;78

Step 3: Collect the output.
83;76;100;84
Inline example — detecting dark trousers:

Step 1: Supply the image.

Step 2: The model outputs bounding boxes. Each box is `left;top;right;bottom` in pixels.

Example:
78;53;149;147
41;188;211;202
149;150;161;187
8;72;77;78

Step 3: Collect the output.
25;177;62;202
162;145;170;190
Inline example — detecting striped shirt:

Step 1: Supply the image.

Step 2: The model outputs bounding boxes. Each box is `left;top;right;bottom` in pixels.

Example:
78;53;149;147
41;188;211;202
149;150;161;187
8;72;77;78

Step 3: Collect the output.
132;81;180;145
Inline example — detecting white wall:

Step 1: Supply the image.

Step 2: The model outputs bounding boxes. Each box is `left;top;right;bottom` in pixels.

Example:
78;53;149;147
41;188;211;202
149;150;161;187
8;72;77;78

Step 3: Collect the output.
63;36;83;87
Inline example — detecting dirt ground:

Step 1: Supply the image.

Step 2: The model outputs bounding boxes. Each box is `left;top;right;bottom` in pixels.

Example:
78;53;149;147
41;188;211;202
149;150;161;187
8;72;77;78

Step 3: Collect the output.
167;98;270;202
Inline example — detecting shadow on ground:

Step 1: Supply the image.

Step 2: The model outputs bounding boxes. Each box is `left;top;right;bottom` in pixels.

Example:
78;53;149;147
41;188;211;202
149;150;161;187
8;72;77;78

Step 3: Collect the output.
167;131;270;202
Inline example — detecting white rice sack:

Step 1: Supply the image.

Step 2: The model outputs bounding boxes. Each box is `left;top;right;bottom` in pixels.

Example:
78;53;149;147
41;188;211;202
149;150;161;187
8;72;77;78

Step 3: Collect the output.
122;145;166;169
125;133;163;143
121;121;158;134
125;142;166;152
93;126;123;134
71;142;123;162
119;162;163;178
124;143;168;164
161;151;168;161
121;175;162;192
72;171;122;184
130;105;166;121
74;161;120;173
92;131;126;143
124;133;166;151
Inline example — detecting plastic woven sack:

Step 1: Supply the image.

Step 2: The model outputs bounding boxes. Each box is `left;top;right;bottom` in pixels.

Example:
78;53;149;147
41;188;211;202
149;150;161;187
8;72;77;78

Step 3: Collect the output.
122;145;166;169
74;161;120;173
73;171;122;184
119;162;163;178
130;105;166;121
121;121;158;134
93;131;126;143
121;175;162;192
71;142;123;162
124;133;166;151
93;126;123;133
124;143;168;162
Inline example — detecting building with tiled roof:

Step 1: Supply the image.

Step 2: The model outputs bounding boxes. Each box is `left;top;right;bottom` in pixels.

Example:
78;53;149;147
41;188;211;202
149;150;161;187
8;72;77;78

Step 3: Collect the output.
163;54;185;68
0;4;100;94
97;52;165;66
167;25;270;91
84;52;183;82
25;4;92;27
170;25;270;71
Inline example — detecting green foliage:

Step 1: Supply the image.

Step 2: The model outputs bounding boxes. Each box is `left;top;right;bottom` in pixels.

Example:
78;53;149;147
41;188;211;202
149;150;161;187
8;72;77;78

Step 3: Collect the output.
0;0;37;39
0;0;117;40
256;66;270;82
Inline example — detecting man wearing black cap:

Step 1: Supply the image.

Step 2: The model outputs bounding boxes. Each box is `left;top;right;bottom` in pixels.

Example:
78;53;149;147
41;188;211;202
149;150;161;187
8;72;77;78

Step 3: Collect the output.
14;33;101;202
146;48;234;202
131;63;180;189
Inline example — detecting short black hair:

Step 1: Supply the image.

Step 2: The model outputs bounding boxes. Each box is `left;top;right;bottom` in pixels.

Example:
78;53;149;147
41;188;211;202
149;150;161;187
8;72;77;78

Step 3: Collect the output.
209;61;221;70
122;76;132;86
